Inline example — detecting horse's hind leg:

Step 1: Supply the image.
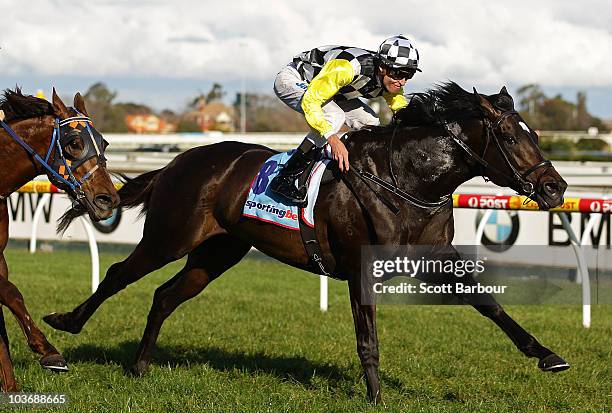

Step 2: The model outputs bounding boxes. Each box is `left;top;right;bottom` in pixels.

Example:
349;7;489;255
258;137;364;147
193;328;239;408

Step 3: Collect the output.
43;239;176;334
131;234;251;376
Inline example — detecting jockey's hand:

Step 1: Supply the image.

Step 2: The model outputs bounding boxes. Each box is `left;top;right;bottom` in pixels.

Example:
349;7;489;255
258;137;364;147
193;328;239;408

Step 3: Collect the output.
328;134;349;172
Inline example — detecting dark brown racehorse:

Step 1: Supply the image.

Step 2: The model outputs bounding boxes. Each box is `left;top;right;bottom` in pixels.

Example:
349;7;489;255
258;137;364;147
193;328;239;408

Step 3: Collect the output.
0;88;119;391
45;83;570;403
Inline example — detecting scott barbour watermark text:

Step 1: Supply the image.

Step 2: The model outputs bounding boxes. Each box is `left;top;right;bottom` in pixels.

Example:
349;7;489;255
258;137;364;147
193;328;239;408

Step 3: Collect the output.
373;281;507;295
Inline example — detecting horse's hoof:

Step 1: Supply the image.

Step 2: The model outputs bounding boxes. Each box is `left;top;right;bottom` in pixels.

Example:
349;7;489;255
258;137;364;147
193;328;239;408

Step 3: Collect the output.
538;353;570;372
40;354;69;373
3;383;19;392
43;312;82;334
129;360;149;377
367;389;382;405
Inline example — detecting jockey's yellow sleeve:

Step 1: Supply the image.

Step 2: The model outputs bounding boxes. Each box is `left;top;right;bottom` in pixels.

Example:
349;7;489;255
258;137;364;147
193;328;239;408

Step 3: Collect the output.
301;59;355;138
383;90;409;112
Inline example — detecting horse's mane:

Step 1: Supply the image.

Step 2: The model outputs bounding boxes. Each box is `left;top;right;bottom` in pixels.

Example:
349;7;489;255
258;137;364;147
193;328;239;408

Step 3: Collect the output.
395;81;483;127
0;87;54;122
363;82;505;138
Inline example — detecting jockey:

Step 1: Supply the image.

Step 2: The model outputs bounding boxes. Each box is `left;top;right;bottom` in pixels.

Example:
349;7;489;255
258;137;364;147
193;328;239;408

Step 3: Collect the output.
269;35;421;205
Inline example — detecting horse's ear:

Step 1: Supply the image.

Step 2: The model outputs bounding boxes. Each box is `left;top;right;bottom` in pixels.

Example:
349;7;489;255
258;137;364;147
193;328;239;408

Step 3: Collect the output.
473;87;481;104
476;93;501;120
500;86;509;96
52;87;70;118
73;92;89;116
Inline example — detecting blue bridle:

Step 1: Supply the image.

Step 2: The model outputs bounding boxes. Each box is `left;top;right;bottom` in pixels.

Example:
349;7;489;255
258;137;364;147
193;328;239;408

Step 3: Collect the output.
0;112;106;200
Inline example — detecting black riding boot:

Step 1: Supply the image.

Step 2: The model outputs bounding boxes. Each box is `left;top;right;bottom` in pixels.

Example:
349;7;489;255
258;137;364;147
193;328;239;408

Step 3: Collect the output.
269;139;318;206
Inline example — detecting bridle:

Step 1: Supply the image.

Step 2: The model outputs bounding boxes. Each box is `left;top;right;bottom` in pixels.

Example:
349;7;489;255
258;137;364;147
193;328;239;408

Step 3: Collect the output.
349;107;551;212
0;111;107;205
444;109;551;201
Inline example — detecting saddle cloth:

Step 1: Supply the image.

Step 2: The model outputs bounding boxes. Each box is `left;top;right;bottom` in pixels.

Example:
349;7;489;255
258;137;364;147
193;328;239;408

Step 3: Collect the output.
242;150;331;230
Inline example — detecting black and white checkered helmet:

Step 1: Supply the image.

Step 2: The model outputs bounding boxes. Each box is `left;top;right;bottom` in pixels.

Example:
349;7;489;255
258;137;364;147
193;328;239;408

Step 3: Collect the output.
377;35;421;72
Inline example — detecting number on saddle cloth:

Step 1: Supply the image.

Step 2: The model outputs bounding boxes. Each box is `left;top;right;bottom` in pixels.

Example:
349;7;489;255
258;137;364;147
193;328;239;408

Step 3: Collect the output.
252;160;278;195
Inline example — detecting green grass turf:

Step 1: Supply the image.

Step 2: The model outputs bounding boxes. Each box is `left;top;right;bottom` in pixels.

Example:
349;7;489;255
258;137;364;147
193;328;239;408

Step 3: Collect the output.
0;247;610;412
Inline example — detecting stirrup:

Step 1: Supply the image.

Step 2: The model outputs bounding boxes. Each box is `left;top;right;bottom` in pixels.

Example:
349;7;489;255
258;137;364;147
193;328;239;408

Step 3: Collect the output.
269;176;308;206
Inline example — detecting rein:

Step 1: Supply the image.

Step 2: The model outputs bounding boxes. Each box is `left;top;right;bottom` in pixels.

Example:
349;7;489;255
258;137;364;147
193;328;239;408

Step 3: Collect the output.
349;124;452;214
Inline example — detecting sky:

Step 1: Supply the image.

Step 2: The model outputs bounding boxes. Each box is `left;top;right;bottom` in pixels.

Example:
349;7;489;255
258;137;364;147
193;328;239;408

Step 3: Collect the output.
1;0;611;119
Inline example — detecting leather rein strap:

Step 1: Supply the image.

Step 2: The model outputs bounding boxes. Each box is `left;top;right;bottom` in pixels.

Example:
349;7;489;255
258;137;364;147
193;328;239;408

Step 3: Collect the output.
349;125;451;214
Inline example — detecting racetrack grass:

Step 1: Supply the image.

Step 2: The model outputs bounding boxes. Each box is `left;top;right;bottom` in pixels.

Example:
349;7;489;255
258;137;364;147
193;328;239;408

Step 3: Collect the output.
2;247;610;412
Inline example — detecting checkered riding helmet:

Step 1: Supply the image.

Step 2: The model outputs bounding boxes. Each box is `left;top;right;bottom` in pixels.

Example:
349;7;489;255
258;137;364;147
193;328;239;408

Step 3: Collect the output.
377;35;422;72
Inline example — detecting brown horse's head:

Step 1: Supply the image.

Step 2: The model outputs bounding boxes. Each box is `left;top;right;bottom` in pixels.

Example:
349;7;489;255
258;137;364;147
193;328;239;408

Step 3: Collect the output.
50;89;119;221
473;87;567;210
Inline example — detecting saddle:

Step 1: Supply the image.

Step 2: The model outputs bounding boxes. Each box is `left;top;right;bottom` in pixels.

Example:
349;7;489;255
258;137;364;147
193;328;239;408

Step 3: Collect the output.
242;150;334;275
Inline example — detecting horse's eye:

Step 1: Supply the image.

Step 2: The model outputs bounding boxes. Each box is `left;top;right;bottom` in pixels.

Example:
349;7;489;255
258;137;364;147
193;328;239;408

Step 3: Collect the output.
64;136;84;159
66;138;82;152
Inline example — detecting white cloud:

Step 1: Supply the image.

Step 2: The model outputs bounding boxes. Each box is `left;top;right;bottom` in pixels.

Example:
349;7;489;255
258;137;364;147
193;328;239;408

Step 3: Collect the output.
1;0;611;90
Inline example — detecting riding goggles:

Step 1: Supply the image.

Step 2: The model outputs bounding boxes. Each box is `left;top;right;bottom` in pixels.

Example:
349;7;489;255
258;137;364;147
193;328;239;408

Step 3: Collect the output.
386;67;417;81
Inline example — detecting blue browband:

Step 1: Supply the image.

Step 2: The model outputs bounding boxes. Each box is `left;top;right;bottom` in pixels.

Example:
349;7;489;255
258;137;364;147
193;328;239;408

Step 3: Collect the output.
0;114;101;194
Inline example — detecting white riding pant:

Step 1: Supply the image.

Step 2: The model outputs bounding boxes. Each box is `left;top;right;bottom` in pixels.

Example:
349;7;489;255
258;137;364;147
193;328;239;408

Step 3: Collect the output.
273;63;380;147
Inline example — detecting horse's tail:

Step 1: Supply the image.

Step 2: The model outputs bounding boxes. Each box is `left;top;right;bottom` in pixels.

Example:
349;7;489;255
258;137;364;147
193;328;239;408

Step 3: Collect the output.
56;169;162;235
117;169;162;215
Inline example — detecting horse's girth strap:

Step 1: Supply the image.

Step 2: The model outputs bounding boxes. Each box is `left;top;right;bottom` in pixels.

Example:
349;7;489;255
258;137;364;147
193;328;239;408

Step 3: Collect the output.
298;212;331;276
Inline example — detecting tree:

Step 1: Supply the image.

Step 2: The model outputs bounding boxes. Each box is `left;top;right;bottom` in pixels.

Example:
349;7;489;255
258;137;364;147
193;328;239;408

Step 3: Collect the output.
84;82;117;107
160;109;179;125
576;91;589;131
516;84;608;132
176;118;202;132
516;84;545;125
539;95;574;130
83;82;125;132
187;83;226;112
206;83;225;102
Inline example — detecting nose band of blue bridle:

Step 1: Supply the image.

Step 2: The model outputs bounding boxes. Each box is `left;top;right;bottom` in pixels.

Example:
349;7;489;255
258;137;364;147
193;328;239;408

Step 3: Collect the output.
0;110;106;198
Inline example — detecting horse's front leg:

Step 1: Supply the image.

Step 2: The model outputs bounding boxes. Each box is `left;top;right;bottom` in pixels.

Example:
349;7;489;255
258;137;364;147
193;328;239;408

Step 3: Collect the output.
471;300;570;372
435;244;570;372
348;278;381;404
0;201;67;373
